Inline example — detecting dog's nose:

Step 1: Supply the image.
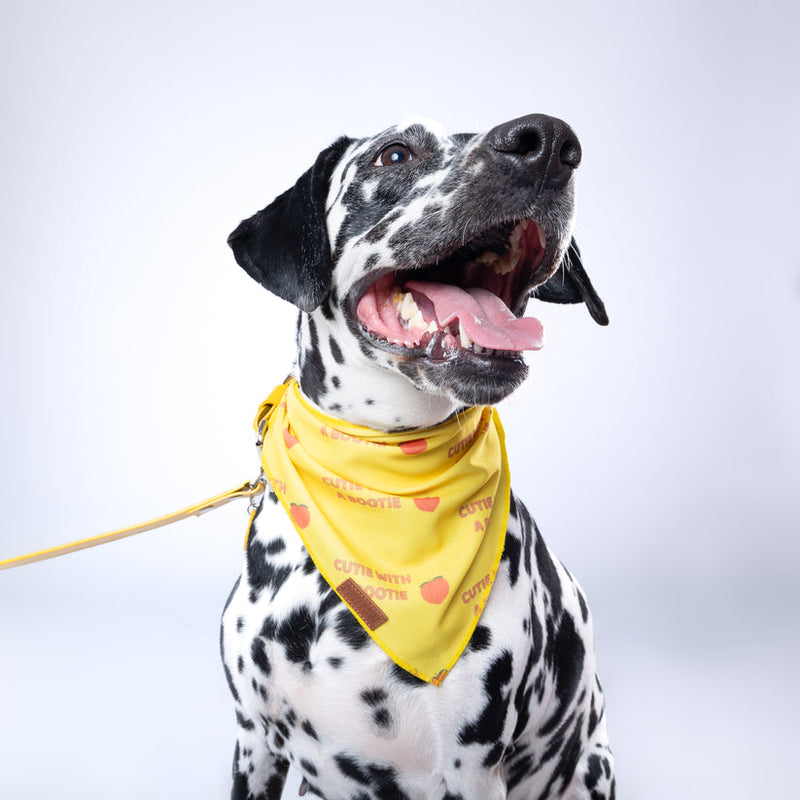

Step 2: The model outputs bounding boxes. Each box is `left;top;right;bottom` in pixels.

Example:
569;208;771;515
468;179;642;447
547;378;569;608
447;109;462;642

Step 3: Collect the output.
485;114;582;186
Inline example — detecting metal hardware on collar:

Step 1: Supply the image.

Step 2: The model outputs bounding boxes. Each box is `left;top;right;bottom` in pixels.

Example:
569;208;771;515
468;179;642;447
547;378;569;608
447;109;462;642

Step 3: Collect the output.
253;374;294;449
248;472;266;514
0;476;266;571
256;420;267;449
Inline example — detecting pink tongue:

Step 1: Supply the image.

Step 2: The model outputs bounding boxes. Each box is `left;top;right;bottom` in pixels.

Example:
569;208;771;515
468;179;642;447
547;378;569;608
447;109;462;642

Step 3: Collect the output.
405;280;544;351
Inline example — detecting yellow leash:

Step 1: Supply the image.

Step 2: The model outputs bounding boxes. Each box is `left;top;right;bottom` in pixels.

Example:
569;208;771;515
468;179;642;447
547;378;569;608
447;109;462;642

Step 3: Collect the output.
0;478;265;571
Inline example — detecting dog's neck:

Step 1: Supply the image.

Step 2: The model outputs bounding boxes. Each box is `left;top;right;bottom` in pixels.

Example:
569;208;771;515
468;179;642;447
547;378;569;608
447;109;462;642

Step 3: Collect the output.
294;310;460;432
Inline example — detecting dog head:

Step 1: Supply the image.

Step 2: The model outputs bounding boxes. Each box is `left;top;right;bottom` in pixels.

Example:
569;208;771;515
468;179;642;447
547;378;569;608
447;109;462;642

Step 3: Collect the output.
229;115;607;415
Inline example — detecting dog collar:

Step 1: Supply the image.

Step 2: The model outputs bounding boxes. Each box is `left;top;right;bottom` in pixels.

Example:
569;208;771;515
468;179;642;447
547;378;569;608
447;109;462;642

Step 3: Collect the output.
254;379;510;685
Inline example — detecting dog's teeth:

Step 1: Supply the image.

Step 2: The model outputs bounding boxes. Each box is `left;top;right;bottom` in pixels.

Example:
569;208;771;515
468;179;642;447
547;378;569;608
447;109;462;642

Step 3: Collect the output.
459;325;472;349
398;292;419;321
521;219;529;231
493;251;520;275
408;309;427;331
535;222;546;248
476;251;499;267
473;344;484;354
426;320;438;334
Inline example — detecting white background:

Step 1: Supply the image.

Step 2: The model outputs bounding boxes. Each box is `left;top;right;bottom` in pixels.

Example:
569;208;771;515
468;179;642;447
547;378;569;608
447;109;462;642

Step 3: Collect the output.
1;1;798;798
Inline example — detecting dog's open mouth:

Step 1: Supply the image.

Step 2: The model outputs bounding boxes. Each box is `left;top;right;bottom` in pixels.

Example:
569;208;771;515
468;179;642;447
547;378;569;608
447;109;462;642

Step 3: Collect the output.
355;219;548;359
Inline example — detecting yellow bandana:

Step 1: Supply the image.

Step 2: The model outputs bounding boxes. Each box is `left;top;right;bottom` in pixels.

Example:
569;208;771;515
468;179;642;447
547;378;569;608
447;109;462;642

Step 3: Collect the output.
254;379;510;685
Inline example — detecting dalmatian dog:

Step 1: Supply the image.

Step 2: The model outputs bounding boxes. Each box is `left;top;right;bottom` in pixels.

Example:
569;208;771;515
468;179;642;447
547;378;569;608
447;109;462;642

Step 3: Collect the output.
220;114;615;800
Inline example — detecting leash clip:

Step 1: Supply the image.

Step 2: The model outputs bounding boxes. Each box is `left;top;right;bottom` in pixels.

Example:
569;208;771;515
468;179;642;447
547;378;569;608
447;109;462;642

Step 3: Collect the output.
247;471;266;514
253;375;293;450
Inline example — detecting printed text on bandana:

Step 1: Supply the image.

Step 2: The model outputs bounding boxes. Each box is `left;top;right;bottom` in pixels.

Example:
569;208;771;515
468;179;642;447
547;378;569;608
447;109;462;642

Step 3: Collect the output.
334;558;411;601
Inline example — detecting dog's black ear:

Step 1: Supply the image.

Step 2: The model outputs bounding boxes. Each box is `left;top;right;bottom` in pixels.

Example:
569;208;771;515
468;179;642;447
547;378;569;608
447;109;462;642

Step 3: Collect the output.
228;136;353;312
531;239;609;325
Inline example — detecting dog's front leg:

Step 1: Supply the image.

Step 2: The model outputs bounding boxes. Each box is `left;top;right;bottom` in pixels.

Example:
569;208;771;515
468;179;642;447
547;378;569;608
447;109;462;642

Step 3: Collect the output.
221;546;294;800
230;721;290;800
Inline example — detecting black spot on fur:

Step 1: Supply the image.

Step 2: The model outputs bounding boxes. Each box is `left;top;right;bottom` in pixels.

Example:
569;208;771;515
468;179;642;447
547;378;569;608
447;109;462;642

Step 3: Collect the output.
361;687;388;707
544;613;586;730
259;617;277;640
265;537;286;555
265;771;287;800
334;754;369;784
396;359;420;382
588;698;599;738
534;668;546;703
389;662;427;687
332;755;412;800
315;572;329;598
529;591;544;665
299;317;327;403
237;655;245;674
334;609;371;649
587;677;606;738
328;656;344;669
302;719;319;740
251;638;272;676
235;709;255;731
222;662;240;704
357;336;379;361
319;294;335;320
259;606;318;665
232;746;288;800
483;741;504;768
364;209;405;244
363;253;380;272
542;713;585;796
331;375;341;389
513;494;533;579
373;707;392;729
502;530;521;587
319;587;341;616
303;553;319;575
578;587;590;623
246;539;292;601
367;764;411;800
511;646;537;741
468;624;492;652
585;753;604;789
459;651;513;745
506;750;535;791
231;745;249;799
534;521;562;617
329;335;344;365
300;758;318;777
231;741;286;800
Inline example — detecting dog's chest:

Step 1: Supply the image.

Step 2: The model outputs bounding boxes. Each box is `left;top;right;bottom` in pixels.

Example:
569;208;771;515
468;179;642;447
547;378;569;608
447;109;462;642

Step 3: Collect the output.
220;489;554;796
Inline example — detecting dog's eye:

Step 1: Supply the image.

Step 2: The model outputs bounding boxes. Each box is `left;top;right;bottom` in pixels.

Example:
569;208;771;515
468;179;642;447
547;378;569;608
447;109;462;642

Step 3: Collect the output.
375;144;413;166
